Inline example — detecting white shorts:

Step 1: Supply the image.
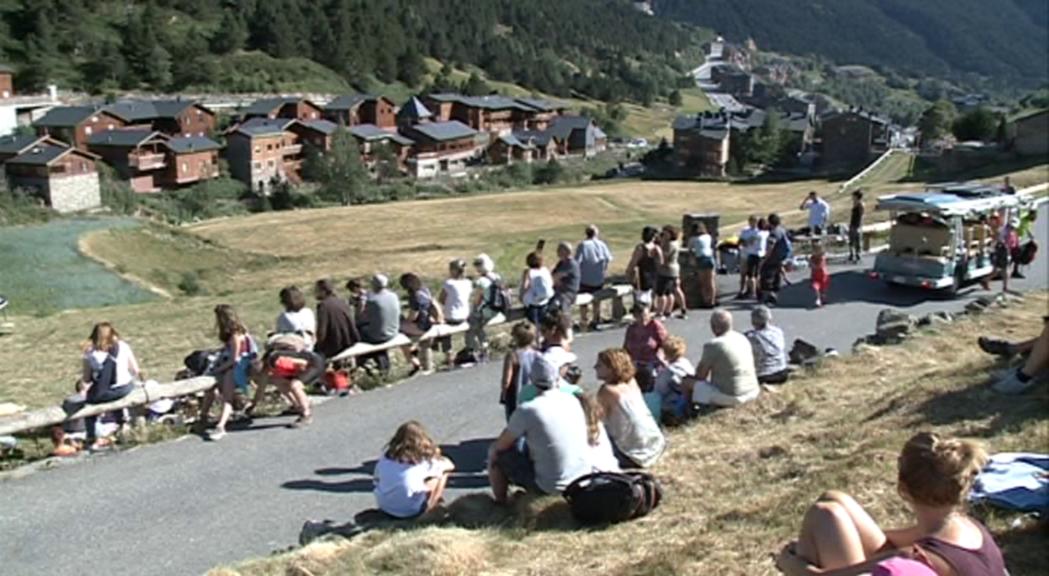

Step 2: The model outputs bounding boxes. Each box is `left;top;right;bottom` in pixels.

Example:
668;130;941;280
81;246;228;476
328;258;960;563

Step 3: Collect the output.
691;380;760;407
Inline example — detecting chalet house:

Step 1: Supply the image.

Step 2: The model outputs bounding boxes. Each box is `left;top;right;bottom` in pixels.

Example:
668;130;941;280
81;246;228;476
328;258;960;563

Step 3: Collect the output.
507;130;558;161
545;115;607;157
1009;108;1048;157
423;94;564;135
225;117;310;193
242;97;323;122
349;124;414;171
711;65;754;98
672;112;731;177
0;63;13;99
33;106;125;151
296;119;338;152
400;120;480;178
324;95;397;129
104;100;216;138
87;130;221;193
0;133;67;163
819;108;891;168
488;134;535;165
1;141;101;212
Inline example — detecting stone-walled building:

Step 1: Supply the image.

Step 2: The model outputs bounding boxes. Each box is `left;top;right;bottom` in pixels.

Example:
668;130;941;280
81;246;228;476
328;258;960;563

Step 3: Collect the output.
2;141;101;212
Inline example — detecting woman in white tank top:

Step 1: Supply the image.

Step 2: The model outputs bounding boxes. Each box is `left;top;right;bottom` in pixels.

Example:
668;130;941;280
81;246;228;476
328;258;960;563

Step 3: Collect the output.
594;349;666;469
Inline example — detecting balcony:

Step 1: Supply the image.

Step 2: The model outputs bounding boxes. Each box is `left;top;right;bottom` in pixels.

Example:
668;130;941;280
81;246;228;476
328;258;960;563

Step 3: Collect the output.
129;152;166;171
282;144;303;156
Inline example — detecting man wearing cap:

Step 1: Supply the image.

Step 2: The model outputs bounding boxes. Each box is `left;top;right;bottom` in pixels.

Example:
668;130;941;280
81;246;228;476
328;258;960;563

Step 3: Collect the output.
487;355;592;503
746;305;790;385
517;345;582;404
358;274;401;345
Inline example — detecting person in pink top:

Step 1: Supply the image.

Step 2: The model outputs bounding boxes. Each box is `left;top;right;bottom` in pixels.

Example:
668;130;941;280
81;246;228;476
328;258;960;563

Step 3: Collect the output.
622;301;668;391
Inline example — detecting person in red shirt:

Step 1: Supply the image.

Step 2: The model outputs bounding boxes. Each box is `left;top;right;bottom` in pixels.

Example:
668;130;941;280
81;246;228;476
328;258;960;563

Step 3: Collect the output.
622;301;668;391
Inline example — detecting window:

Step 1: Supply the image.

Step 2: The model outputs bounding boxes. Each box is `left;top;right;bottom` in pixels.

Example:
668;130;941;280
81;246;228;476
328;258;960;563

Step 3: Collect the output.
254;146;260;154
267;144;273;151
181;162;188;173
85;126;93;135
107;124;114;130
268;160;275;168
254;162;262;169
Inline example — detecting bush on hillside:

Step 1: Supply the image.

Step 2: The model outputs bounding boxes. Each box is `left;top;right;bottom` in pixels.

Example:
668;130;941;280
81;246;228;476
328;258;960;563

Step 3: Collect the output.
0;176;52;226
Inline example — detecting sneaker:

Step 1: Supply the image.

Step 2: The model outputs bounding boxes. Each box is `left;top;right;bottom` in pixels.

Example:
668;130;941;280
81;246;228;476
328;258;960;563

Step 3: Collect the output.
299;520;336;545
676;311;688;320
288;415;313;429
977;337;1014;357
207;429;227;442
588;321;603;332
1012;271;1026;279
993;369;1035;395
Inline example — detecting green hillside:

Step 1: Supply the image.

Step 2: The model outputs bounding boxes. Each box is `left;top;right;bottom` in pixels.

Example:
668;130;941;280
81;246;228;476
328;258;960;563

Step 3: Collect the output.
655;0;1049;91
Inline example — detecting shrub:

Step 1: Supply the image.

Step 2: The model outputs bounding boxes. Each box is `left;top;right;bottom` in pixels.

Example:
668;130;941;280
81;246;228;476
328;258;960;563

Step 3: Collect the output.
533;159;565;185
177;271;203;296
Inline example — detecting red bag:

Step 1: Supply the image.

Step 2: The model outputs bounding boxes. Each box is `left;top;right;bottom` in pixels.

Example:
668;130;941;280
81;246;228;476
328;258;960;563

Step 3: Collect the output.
271;356;302;379
324;370;349;392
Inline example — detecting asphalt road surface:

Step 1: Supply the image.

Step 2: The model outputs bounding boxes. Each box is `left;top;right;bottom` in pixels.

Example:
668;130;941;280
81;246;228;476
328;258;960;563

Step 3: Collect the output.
1;206;1045;576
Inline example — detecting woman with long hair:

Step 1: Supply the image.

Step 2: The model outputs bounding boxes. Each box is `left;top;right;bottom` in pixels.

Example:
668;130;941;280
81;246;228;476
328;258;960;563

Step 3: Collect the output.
594;348;666;469
78;322;141;451
197;305;256;441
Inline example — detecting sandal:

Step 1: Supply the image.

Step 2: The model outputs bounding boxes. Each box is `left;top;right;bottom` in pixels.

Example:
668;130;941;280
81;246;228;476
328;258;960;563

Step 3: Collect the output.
288;415;313;429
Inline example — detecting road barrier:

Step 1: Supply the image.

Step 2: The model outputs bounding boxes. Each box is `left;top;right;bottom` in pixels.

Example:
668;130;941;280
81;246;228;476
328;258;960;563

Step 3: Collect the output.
0;286;636;438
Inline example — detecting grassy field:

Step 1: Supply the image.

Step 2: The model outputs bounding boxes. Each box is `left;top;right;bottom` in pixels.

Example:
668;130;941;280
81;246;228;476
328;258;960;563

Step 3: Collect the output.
213;294;1049;576
0;218;157;316
842;150;915;193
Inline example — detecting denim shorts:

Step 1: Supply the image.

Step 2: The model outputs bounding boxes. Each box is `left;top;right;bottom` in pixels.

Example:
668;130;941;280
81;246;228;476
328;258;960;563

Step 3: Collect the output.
233;355;255;391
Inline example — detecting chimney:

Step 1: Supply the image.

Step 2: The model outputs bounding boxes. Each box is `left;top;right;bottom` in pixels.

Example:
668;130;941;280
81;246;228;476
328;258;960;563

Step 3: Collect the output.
47;85;57;101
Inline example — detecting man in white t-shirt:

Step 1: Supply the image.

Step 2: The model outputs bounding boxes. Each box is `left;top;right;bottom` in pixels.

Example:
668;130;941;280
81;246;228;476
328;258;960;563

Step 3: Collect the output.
800;191;830;235
465;253;502;357
488;356;592;503
737;215;761;298
682;309;759;408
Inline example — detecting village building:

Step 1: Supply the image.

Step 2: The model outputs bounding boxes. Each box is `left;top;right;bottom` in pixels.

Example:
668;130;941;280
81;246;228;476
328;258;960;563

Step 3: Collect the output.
0;63;13;99
104;99;216;138
225;118;335;193
819;108;891;168
711;65;755;98
323;95;397;129
33;106;125;151
728;106;815;152
544;115;607;157
1009;108;1048;157
423;94;564;135
0;133;65;163
488;133;536;165
348;124;414;171
242;97;323;122
0;140;100;212
672;112;731;177
396;96;435;129
87;130;221;193
399;120;480;178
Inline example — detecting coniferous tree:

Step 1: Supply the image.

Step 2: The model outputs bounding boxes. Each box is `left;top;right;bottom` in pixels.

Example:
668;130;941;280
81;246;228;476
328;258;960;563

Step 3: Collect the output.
211;9;248;55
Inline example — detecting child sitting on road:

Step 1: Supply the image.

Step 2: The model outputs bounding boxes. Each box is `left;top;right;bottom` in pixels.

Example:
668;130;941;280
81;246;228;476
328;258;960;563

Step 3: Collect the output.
809;240;830;308
776;432;1005;576
653;336;696;421
373;421;455;518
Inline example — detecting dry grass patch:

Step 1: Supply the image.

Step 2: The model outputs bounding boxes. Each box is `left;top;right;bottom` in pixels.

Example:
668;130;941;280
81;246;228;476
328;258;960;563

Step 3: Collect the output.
215;293;1048;576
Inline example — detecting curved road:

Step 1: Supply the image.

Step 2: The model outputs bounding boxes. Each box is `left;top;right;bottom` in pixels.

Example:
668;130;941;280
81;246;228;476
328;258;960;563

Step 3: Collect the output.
1;206;1045;576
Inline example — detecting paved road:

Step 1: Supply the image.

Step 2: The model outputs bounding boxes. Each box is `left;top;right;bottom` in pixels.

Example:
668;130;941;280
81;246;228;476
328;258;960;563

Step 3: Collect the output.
1;207;1045;576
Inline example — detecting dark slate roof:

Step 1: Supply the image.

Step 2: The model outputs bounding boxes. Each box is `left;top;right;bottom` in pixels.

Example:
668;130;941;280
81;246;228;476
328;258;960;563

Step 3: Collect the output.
105;101;158;122
7;143;74;165
409;120;477;142
512;130;554;147
823;108;890;126
325;94;390;111
86;129;163;147
243;97;300;116
426;93;465;103
674;112;731;140
34;106;105;128
166;135;222;154
672;116;698;131
300;119;338;135
233;117;297;137
515;97;562;112
547;115;593;140
398;97;433;122
0;63;14;73
460;95;533;111
497;134;533;149
0;133;46;155
350;124;414;145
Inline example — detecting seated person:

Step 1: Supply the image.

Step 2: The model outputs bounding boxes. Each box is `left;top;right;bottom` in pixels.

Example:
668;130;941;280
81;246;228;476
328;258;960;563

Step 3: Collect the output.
373;421;455;519
980;316;1048;395
776;432;1005;576
682;309;760;408
487;356;593;504
517;346;583;405
275;285;316;350
358;274;402;345
595;348;666;469
260;346;325;428
313;279;359;360
746;305;790;385
653;336;696;419
577;393;620;473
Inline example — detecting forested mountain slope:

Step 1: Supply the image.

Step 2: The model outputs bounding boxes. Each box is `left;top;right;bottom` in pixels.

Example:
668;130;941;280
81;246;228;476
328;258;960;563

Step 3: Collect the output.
655;0;1048;88
0;0;705;103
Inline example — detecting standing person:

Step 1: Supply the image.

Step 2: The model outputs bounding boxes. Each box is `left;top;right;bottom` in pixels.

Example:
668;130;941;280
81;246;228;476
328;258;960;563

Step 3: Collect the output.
657;225;688;319
520;251;554;326
399;273;439;377
1001;176;1016;195
623;301;668;391
275;286;316;349
373;421;456;519
738;216;761;298
499;322;540;421
626;226;663;305
79;322;141;450
1012;208;1038;279
776;433;1005;576
436;259;473;366
487;356;593;504
848;190;865;263
982;213;1013;293
681;309;759;409
594;348;666;469
551;241;581;315
575;224;614;330
800;191;830;236
199;305;257;441
465;253;502;358
313;279;359;361
759;213;792;306
689;222;717;308
809;240;830;308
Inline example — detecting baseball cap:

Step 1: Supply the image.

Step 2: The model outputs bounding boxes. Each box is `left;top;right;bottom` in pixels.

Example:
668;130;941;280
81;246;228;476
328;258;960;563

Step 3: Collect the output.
530;356;561;389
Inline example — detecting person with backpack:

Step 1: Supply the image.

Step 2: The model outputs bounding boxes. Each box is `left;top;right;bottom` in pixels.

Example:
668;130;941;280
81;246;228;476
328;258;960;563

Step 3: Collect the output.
466;253;507;361
575;225;614;330
399;273;440;377
78;322;141;451
487;355;593;504
626;226;664;306
1011;208;1038;279
595;348;666;469
197;305;257;441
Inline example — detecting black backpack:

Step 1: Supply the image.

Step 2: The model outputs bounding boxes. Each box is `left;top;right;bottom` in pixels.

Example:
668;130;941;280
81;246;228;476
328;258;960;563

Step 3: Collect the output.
564;471;663;525
486;276;514;314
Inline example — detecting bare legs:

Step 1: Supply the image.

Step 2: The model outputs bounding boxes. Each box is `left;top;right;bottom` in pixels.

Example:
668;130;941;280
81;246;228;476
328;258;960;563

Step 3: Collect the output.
796;491;889;570
697;269;717;307
488;450;510;505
